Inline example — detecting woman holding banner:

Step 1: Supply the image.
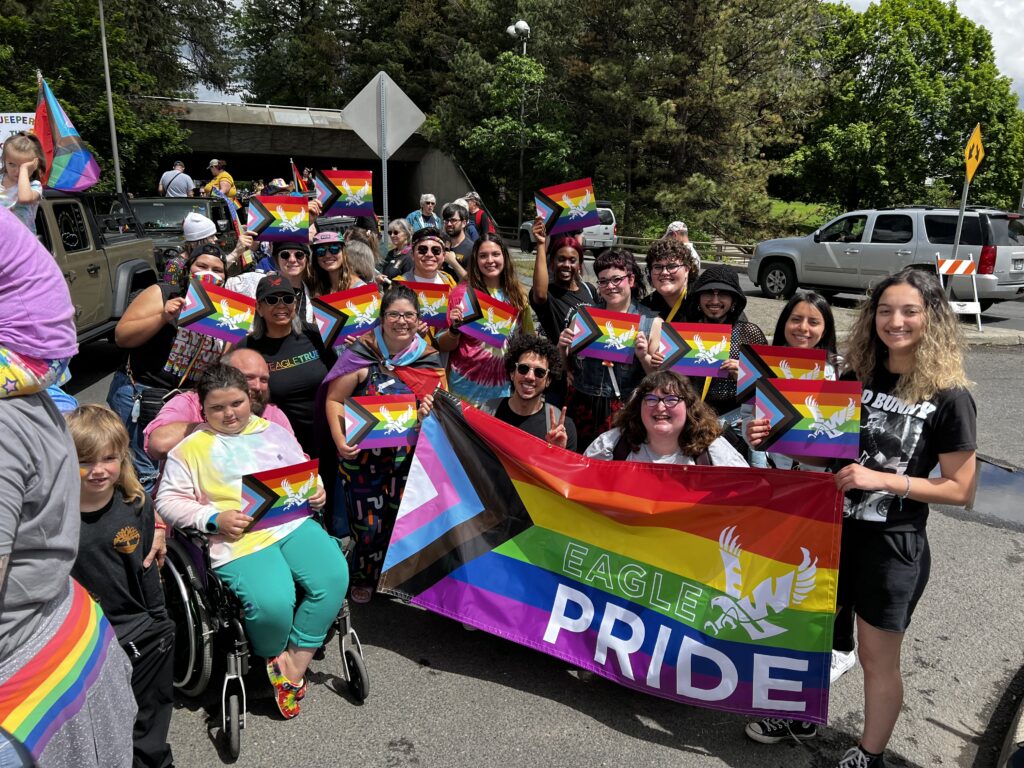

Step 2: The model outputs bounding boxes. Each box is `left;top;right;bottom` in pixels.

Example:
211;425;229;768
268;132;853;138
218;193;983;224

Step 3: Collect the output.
747;267;977;768
156;364;345;720
557;249;659;452
438;235;530;407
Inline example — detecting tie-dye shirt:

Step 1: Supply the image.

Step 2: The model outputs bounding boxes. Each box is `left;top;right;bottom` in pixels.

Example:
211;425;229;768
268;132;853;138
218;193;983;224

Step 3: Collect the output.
156;415;315;568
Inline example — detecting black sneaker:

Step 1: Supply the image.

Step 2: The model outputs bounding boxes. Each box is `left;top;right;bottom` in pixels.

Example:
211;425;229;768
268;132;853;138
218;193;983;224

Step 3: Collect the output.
744;717;817;744
837;746;887;767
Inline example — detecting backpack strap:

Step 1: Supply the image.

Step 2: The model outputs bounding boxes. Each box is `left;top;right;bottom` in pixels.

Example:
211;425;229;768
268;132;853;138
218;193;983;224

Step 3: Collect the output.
612;434;632;461
695;450;713;466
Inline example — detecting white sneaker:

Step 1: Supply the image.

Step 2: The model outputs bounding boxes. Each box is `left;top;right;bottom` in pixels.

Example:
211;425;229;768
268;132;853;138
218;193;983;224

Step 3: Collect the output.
830;649;857;683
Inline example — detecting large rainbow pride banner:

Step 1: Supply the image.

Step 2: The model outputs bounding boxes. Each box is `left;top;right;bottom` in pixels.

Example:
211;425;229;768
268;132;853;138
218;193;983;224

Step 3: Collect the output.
311;283;381;349
314;169;374;217
379;395;843;723
736;345;828;403
403;281;450;330
247;194;310;242
569;307;639;365
457;289;518;348
535;178;601;237
240;459;319;533
755;379;862;460
658;322;732;378
178;278;256;345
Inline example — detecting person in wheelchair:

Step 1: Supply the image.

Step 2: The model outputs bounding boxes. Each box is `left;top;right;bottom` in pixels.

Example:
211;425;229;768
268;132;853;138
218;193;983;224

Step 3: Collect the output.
156;364;348;719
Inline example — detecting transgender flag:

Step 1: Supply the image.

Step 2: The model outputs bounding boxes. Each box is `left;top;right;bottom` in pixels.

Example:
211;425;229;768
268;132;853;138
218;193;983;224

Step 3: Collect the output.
34;77;100;192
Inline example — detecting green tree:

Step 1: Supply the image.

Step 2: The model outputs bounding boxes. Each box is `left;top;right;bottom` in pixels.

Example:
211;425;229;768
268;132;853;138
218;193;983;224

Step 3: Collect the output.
784;0;1024;211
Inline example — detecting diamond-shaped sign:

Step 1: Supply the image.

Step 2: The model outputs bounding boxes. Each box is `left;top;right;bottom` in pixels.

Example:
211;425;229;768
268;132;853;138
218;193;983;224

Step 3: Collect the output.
342;72;425;160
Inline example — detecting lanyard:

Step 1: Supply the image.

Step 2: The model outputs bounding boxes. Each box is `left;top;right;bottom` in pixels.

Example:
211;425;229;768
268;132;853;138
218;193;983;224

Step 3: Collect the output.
666;289;686;323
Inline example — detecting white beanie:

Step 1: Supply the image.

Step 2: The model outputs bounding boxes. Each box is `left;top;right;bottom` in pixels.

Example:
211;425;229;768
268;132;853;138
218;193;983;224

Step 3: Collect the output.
183;212;217;242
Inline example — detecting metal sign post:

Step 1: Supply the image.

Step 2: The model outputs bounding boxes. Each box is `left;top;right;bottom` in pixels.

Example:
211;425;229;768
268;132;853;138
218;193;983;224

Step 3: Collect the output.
342;72;425;254
945;123;985;331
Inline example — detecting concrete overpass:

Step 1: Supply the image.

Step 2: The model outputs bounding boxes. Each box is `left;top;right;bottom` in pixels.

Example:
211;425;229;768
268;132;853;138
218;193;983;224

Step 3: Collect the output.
149;98;473;216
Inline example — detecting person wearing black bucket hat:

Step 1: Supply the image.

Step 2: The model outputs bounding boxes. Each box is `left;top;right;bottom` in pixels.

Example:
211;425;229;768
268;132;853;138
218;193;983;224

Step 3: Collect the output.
680;265;767;419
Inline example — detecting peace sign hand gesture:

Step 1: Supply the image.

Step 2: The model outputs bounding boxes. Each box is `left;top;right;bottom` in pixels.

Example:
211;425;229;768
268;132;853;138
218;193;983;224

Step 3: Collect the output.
546;406;569;449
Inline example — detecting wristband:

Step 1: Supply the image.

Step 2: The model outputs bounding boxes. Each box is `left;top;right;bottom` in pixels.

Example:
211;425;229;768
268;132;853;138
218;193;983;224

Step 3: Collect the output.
154;521;168;531
205;513;219;533
899;475;911;499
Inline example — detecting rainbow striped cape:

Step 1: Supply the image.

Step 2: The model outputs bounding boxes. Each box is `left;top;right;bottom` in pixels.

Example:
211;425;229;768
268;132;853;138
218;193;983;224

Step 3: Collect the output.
379;394;843;723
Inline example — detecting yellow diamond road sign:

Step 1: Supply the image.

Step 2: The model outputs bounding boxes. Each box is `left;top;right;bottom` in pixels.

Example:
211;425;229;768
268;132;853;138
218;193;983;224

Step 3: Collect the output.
964;123;984;183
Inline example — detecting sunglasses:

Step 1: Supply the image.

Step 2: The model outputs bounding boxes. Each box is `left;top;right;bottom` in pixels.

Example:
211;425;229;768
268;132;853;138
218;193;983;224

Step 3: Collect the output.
416;245;443;256
515;363;548;379
314;244;342;257
642;394;682;409
279;251;307;262
261;294;296;306
597;274;629;288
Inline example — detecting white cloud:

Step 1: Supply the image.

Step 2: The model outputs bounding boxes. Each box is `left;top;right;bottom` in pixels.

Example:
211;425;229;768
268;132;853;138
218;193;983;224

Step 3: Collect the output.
843;0;1023;103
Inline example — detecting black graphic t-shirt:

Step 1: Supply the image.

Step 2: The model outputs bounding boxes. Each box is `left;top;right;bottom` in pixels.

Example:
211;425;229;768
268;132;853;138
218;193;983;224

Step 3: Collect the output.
71;494;169;644
529;281;598;341
240;329;335;455
838;367;976;530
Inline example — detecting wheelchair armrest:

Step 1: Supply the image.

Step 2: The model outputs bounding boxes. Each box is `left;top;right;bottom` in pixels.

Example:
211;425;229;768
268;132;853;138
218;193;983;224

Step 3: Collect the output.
172;526;210;547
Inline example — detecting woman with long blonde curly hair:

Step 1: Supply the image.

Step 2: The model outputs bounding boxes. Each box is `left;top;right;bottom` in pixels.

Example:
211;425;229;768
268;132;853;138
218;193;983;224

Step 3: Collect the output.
747;266;977;768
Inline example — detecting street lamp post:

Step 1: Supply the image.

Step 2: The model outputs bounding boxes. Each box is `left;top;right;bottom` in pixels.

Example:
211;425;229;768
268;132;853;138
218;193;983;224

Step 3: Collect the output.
506;20;530;229
98;0;122;194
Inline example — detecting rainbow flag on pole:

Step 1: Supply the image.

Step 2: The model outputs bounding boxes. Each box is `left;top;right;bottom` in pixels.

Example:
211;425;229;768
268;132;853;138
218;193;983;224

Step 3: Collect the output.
34;76;100;192
755;379;862;460
535;177;600;237
314;169;374;217
736;344;828;402
240;459;319;533
569;307;639;365
379;395;843;723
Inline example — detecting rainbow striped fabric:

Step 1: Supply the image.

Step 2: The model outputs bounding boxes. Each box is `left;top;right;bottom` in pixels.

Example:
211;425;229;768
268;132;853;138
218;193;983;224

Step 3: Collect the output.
402;281;450;330
658;322;731;377
34;77;100;192
314;170;374;217
569;307;639;365
755;379;862;460
535;178;601;237
240;459;319;533
736;344;828;402
0;580;116;758
379;395;843;723
311;284;381;349
247;195;309;242
457;289;518;348
344;394;419;449
177;279;256;345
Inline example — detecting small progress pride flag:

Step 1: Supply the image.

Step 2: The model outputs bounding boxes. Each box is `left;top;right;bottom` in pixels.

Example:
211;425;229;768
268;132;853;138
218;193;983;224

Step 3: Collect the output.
315;169;373;217
247;195;309;242
755;379;862;460
457;289;518;348
311;283;381;349
177;278;256;345
344;394;419;449
569;307;639;365
658;322;731;378
534;178;600;237
240;459;319;533
403;281;450;330
736;345;828;403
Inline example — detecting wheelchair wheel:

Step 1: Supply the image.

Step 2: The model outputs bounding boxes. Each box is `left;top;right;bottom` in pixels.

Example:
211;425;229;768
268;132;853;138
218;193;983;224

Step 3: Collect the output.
344;648;369;702
162;538;214;697
226;692;241;759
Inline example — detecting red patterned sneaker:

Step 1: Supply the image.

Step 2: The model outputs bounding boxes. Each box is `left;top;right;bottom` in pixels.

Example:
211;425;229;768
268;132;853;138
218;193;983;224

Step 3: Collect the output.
266;657;305;719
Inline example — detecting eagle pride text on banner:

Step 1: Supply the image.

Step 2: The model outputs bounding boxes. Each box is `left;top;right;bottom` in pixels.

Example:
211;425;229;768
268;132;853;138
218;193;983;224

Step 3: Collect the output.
379;395;844;723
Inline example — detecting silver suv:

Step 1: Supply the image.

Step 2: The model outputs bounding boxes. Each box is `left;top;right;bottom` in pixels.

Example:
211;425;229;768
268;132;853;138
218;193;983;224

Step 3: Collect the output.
748;207;1024;309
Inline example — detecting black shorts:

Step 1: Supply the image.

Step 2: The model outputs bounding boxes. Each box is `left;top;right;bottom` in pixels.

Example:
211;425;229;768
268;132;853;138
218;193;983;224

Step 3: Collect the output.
836;522;931;633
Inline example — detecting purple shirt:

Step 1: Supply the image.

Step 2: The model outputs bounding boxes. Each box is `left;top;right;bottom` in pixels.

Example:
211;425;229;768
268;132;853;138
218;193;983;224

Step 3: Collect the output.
143;391;294;455
0;205;78;360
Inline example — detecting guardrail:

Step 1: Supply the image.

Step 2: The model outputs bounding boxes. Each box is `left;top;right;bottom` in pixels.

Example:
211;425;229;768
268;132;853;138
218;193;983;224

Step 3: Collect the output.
495;226;754;266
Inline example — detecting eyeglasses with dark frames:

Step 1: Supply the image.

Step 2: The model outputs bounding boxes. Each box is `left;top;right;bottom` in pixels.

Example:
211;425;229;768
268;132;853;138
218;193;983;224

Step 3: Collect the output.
642;394;682;409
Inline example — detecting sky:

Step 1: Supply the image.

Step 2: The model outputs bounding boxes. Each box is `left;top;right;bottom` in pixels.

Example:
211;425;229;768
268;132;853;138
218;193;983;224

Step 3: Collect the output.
844;0;1023;103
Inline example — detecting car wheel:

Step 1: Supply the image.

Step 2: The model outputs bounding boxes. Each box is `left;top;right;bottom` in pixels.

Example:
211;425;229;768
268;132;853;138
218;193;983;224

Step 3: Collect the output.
519;231;533;253
761;260;797;299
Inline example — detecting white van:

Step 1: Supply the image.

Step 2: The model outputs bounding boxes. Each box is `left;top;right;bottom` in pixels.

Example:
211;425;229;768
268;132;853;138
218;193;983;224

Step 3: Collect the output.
518;204;618;254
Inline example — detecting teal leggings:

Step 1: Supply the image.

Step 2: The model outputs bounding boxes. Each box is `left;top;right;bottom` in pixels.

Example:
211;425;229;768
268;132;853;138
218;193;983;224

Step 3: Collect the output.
217;520;349;658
